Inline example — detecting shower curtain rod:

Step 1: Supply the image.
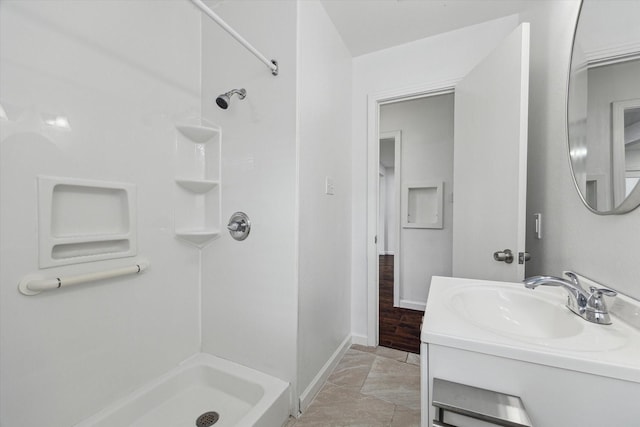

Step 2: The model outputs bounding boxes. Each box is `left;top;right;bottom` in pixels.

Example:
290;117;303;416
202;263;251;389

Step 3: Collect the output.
188;0;279;76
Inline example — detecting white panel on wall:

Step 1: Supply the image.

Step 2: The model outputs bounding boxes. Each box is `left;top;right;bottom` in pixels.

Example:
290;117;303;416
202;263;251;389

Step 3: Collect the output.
0;1;201;426
199;0;300;410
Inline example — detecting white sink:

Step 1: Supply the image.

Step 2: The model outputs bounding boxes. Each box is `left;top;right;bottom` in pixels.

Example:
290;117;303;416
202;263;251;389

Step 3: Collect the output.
424;277;632;356
448;285;583;339
422;277;640;427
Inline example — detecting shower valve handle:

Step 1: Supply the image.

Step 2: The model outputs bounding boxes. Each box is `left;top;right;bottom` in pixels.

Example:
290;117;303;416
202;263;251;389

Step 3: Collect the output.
227;212;251;241
227;222;241;232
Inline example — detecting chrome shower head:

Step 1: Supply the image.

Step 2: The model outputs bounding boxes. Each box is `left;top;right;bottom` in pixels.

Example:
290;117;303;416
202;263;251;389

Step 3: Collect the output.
216;88;246;109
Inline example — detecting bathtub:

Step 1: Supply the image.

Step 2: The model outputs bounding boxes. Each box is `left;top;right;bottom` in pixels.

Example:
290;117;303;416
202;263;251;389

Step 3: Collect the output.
75;353;290;427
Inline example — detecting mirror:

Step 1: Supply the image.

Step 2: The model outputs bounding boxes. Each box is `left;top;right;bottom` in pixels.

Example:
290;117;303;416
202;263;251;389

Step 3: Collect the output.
567;0;640;214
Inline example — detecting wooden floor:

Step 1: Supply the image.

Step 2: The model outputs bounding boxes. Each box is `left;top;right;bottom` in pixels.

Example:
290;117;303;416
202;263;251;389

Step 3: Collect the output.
379;255;423;354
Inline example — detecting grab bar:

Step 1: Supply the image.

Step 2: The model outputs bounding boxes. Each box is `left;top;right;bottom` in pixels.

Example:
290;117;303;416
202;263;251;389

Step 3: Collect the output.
19;260;149;295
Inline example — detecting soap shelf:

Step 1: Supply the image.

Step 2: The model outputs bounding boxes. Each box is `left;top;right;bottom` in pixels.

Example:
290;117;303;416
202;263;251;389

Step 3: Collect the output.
174;121;221;248
175;178;219;193
38;176;137;268
175;124;219;143
175;230;221;246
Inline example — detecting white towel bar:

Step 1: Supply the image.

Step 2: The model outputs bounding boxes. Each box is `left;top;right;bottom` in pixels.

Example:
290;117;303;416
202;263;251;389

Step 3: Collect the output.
19;260;149;296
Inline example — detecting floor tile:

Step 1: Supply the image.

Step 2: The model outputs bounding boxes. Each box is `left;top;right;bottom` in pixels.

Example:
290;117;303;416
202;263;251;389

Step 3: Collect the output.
295;383;396;427
406;352;420;366
375;346;408;362
350;344;376;354
326;349;376;389
360;356;421;410
391;406;421;427
283;416;297;426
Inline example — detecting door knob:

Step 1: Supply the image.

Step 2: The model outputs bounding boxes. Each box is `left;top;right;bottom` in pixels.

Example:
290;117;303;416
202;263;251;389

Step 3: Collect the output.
518;252;531;264
493;249;514;264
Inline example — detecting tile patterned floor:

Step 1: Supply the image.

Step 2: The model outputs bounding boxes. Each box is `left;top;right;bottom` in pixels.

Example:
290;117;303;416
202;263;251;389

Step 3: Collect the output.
286;345;421;426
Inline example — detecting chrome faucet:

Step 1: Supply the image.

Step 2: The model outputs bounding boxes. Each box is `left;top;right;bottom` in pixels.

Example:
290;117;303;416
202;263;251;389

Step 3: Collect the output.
523;271;617;324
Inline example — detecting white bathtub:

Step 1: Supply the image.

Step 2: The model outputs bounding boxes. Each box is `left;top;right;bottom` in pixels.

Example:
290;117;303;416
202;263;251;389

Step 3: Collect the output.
75;353;290;427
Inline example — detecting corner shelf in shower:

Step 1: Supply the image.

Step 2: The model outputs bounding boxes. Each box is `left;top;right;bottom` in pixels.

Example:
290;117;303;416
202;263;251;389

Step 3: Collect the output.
175;124;219;143
175;229;221;246
174;121;222;248
175;178;219;193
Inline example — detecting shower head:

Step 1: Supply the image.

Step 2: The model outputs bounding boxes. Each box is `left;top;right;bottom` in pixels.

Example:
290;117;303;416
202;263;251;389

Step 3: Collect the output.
216;88;246;109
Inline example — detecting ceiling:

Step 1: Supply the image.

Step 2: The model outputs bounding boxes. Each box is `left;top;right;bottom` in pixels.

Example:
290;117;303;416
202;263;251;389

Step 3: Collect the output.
320;0;533;57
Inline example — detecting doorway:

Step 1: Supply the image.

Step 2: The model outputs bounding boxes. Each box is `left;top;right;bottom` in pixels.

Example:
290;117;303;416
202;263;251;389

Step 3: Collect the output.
367;23;531;350
376;92;455;353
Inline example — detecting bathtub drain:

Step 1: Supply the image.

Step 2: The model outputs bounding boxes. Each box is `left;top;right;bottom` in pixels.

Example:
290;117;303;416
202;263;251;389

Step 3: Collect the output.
196;411;220;427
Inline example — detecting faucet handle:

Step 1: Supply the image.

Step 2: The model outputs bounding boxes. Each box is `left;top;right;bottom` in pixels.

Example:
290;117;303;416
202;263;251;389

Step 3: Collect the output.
564;271;581;287
589;286;617;298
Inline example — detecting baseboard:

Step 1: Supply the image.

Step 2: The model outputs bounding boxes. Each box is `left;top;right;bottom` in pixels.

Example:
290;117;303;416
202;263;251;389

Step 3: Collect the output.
399;299;426;311
298;335;351;413
350;333;368;346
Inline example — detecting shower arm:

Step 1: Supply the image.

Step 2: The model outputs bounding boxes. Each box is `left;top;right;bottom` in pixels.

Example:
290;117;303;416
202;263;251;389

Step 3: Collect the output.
188;0;279;76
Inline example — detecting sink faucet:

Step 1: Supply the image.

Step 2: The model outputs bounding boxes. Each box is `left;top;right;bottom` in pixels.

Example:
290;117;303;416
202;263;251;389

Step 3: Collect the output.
523;272;617;324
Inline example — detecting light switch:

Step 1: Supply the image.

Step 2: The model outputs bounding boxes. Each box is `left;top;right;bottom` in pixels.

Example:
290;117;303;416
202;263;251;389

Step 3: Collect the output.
325;176;335;195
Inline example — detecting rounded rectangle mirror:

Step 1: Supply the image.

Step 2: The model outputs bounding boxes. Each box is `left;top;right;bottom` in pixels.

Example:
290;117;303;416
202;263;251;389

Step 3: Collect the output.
567;0;640;214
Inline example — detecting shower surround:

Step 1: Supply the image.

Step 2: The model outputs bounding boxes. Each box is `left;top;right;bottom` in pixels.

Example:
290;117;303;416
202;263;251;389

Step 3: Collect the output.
0;1;352;426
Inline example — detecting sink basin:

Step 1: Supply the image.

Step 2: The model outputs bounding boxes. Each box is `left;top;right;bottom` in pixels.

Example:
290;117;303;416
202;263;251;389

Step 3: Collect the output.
447;285;584;340
423;277;640;427
436;280;628;352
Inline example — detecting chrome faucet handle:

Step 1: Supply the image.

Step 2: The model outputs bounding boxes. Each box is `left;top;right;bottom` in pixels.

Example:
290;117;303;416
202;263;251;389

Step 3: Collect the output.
586;286;616;320
564;271;583;288
588;286;617;298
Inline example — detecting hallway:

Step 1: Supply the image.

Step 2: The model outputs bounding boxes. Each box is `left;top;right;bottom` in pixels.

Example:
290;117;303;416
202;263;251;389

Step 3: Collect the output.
379;255;423;354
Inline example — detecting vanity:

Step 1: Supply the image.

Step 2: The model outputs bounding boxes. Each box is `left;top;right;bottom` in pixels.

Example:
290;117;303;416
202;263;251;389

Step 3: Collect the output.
419;0;640;424
420;275;640;426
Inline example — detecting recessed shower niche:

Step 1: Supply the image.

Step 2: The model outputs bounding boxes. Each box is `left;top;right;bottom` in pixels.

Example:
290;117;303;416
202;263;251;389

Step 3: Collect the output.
38;176;137;268
173;121;221;247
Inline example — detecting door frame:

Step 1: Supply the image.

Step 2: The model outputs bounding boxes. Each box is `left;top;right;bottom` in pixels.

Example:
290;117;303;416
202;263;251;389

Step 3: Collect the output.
366;78;461;346
378;168;386;256
379;130;402;306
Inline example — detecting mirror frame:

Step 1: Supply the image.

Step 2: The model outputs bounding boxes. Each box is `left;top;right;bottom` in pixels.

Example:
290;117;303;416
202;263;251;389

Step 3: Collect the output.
566;0;640;215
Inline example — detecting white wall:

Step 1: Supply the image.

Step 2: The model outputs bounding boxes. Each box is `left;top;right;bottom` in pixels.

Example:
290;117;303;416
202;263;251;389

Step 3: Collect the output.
351;15;520;340
0;2;201;426
577;0;640;57
297;0;352;403
380;94;454;307
199;0;299;398
380;138;396;255
523;0;640;301
384;167;396;254
378;165;386;254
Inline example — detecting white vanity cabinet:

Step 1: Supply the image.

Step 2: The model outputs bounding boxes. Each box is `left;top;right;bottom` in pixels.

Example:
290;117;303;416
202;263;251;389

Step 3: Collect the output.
420;276;640;427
